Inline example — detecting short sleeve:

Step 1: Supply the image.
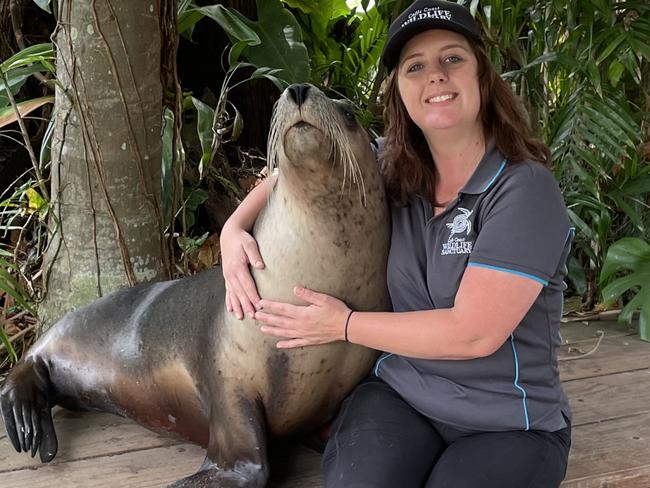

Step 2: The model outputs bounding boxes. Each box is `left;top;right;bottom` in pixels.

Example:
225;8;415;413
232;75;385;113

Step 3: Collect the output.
468;163;571;286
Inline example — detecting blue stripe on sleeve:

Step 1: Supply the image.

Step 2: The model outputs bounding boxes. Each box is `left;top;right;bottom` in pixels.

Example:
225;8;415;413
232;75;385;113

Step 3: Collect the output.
467;262;549;286
373;353;394;376
510;334;530;431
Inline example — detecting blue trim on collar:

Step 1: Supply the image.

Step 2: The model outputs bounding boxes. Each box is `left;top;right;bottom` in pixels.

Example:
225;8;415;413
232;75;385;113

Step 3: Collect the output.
481;159;507;192
459;139;508;194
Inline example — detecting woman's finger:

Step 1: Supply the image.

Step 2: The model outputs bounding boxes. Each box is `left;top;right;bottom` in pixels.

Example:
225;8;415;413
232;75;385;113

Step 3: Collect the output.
276;338;310;349
228;276;257;318
255;311;294;327
243;237;265;270
260;325;295;337
225;286;245;320
235;269;262;308
294;286;328;306
257;300;300;317
225;290;233;312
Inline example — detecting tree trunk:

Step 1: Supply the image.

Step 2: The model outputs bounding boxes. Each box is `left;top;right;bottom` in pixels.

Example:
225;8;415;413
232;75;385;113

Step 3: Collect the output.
40;0;170;328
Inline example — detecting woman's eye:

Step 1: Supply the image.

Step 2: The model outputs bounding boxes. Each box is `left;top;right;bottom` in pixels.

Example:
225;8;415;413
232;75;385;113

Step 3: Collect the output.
444;55;462;64
407;62;423;73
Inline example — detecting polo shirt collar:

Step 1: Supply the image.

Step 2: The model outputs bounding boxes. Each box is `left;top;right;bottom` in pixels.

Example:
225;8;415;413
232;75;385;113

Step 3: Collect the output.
459;139;508;195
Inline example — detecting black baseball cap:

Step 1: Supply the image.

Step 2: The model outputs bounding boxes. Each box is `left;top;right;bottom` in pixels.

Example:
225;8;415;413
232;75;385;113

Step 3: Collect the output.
381;0;483;71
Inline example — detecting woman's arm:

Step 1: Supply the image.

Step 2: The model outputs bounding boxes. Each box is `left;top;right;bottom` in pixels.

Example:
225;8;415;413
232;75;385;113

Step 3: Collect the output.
254;265;542;359
220;174;277;319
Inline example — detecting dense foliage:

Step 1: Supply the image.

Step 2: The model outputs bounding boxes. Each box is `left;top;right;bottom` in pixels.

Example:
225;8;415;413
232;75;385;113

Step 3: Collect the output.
1;0;648;365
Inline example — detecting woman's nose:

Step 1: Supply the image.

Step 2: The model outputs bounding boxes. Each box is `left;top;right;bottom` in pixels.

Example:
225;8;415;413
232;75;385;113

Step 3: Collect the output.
428;65;448;83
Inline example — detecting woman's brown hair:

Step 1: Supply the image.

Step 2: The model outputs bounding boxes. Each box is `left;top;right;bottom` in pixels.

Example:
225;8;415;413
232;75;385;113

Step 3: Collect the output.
380;40;551;206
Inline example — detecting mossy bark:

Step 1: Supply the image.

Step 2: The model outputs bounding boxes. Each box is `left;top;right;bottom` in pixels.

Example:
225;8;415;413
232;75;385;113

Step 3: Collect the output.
40;0;171;328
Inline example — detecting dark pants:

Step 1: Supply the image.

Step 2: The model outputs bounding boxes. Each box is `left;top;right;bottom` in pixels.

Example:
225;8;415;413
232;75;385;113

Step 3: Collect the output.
322;377;571;488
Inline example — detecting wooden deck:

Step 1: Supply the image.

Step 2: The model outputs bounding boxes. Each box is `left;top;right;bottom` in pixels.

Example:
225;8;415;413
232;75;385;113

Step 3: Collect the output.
1;319;649;487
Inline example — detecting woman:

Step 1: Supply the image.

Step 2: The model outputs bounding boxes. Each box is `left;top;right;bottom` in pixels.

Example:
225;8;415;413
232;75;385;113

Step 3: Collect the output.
219;1;572;486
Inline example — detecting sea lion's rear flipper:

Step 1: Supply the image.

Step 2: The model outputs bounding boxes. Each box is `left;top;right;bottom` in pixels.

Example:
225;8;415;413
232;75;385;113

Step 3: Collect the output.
0;358;58;462
168;396;268;488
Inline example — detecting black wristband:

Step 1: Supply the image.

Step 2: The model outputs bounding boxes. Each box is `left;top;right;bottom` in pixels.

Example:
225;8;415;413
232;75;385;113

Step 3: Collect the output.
344;310;354;342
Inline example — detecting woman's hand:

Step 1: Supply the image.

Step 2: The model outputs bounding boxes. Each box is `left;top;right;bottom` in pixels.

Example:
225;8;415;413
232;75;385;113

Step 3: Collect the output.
255;286;351;348
220;224;265;320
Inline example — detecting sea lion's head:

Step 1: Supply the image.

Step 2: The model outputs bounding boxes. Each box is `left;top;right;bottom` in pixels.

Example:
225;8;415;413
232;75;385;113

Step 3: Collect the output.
267;84;375;201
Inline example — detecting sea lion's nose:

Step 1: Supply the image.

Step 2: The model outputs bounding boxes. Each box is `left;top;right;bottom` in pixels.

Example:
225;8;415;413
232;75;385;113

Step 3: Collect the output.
288;83;311;107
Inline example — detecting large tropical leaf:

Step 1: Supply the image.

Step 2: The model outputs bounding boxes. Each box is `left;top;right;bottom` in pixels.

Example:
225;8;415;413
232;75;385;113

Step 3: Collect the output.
196;0;310;85
600;238;650;341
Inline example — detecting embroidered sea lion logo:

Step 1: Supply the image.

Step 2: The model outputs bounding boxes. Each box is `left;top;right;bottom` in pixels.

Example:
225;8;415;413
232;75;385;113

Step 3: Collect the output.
446;208;473;238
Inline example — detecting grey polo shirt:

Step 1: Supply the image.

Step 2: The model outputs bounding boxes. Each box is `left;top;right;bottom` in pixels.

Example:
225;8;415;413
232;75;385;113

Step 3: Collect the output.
373;140;573;433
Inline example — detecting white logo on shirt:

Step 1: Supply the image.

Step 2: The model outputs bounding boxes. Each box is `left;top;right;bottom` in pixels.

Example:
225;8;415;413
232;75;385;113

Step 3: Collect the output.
441;208;474;255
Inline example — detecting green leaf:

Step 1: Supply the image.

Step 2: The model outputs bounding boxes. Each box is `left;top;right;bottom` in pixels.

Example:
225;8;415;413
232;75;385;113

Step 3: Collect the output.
601;273;645;305
25;188;46;214
0;96;54;129
178;10;204;40
195;5;261;46
228;40;250;66
567;255;587;297
161;108;175;227
596;32;626;64
620;172;650;195
39;116;55;168
282;0;318;14
0;64;49;105
0;266;35;314
200;0;310;84
0;328;17;363
607;60;625;86
585;59;602;97
639;297;650;343
600;237;650;283
0;43;55;73
177;232;209;254
191;97;216;178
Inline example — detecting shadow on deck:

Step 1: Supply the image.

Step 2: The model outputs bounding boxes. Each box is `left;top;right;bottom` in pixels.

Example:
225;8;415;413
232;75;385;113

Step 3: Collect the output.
1;320;648;487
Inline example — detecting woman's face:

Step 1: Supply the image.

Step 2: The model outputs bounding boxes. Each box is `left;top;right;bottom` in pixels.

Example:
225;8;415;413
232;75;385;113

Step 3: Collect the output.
397;29;482;138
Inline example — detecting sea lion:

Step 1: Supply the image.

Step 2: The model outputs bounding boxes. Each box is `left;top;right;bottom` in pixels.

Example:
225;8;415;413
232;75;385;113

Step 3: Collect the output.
0;83;391;487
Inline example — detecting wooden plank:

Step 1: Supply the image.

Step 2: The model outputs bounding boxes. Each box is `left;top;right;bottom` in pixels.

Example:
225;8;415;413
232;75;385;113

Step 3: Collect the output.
562;464;650;488
565;369;650;426
560;320;635;345
563;412;650;483
0;407;324;487
0;408;185;472
559;334;650;381
0;439;323;487
269;443;324;487
0;443;204;487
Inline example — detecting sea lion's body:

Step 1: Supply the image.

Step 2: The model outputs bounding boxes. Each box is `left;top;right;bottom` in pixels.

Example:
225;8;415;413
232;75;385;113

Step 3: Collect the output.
1;84;390;487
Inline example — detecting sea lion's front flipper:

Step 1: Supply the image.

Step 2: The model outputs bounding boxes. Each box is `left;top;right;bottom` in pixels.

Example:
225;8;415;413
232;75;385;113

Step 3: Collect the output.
0;358;58;462
168;396;268;488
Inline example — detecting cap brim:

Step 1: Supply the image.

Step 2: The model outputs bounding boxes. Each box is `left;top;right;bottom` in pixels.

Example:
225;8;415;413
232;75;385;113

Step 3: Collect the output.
382;20;482;71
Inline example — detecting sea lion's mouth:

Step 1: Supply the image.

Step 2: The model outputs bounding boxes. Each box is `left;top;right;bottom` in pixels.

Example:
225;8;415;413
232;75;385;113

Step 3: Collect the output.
291;121;315;130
